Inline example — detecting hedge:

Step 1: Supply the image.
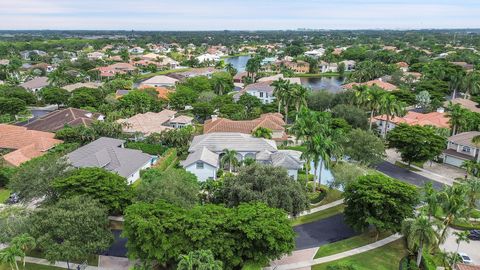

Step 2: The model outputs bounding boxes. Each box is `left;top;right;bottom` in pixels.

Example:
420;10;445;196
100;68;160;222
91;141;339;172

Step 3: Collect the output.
154;148;177;171
125;142;167;156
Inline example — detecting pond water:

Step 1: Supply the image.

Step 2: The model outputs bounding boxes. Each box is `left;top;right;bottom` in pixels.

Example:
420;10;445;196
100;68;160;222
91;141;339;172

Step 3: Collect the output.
225;55;345;93
223;55;251;72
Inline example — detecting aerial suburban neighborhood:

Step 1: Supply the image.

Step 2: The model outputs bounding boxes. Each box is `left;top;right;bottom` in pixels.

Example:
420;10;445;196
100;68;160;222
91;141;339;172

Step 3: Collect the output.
1;1;480;270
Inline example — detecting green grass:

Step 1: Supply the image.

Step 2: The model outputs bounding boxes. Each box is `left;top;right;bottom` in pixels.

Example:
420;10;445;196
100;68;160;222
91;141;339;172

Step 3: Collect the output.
26;250;98;267
313;187;343;207
471;209;480;219
291;204;345;226
137;68;192;80
0;188;11;203
314;231;392;259
0;262;64;270
312;239;408;270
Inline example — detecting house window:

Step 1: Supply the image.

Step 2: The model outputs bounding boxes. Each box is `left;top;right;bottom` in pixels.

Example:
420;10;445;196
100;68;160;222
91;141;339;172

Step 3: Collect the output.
196;162;204;169
259;92;264;98
462;146;471;153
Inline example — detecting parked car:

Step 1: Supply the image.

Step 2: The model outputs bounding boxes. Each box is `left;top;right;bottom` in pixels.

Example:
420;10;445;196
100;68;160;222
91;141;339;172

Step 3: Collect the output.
469;230;480;240
459;252;474;264
5;193;19;204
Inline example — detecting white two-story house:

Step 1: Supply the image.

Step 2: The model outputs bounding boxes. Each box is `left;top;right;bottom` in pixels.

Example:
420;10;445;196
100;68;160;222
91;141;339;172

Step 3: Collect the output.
238;81;276;104
443;131;480;167
181;132;303;181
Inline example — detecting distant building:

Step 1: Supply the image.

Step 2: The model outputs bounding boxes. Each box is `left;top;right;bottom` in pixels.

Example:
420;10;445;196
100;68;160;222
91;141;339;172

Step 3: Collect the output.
343;79;398;91
19;77;49;93
24;108;104;132
373;109;450;136
140;75;179;88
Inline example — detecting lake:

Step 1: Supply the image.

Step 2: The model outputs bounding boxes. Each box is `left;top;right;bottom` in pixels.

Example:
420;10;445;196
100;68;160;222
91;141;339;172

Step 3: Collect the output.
225;55;345;93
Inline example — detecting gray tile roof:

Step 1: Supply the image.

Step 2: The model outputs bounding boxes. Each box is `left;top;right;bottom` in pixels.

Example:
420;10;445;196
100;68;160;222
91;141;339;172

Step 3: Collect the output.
271;150;304;169
67;137;151;178
189;132;277;153
448;131;480;148
20;77;49;90
243;81;275;95
181;147;219;168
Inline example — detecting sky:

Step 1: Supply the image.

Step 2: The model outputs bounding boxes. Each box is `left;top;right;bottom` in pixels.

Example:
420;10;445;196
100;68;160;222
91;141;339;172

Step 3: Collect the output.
0;0;480;30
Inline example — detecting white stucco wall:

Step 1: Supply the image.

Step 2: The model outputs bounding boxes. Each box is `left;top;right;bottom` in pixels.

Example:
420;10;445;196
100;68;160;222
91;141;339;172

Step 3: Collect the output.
127;160;153;184
287;169;298;180
184;162;217;182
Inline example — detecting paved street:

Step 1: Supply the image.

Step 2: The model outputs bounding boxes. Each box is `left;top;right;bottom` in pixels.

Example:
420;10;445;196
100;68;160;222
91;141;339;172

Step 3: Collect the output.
375;162;445;189
294;214;358;250
440;228;480;265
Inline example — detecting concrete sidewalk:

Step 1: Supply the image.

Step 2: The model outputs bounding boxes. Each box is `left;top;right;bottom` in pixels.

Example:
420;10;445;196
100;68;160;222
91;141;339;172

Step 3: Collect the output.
264;234;402;270
296;199;344;217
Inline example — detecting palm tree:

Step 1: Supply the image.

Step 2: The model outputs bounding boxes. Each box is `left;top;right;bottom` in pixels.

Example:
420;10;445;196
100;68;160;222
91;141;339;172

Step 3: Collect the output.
352;84;370;107
0;246;22;270
291;84;308;119
451;231;470;269
462;72;480;99
220;149;239;173
10;234;36;268
272;78;287;114
401;215;440;267
252;127;272;139
461;160;480;177
447;103;468;135
225;63;237;77
438;184;470;243
379;94;406;138
212;77;229;95
463;178;480;210
363;86;386;130
423;182;439;220
449;73;463;100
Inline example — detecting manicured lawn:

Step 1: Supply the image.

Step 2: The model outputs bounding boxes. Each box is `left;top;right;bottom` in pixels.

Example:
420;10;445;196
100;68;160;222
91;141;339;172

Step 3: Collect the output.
313;187;343;207
292;204;345;226
394;161;421;172
0;188;11;203
314;231;392;258
0;262;64;270
312;238;408;270
471;208;480;219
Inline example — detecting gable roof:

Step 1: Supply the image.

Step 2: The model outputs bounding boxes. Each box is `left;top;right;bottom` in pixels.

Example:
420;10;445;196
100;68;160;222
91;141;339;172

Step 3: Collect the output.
0;124;62;166
62;82;103;92
20;77;49;90
244;81;275;94
67;137;151;178
374;111;450;129
189;132;277;153
117;109;176;135
24;108;103;132
271;150;304;169
448;98;480;113
180;147;219;168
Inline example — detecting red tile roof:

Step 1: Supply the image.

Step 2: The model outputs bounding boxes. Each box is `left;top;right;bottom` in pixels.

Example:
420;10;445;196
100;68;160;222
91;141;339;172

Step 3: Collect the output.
373;111;450;129
204;113;287;141
343;79;398;91
0;124;62;166
456;264;480;270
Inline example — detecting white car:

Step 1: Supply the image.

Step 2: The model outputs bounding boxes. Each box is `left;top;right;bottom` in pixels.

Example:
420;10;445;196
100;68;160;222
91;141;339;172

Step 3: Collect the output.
459;252;474;264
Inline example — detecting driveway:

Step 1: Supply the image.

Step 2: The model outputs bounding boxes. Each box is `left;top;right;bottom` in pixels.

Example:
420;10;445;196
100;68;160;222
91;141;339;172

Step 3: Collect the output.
375;162;444;190
294;214;358;250
440;228;480;265
103;230;128;258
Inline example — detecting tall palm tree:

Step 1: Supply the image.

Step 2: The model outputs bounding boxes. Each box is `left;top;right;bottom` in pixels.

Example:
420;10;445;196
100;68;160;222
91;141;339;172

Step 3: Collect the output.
451;231;470;269
447;103;468;135
402;215;440;267
272;78;287;114
449;73;463;100
0;246;22;270
379;94;406;138
225;63;237;77
11;234;36;268
221;149;239;173
252;127;273;139
364;86;386;130
291;84;308;119
352;84;370;107
438;184;470;243
462;72;480;99
423;182;438;220
463;178;480;210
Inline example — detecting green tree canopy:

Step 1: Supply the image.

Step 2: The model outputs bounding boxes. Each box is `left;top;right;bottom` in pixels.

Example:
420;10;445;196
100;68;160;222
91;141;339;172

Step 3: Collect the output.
344;173;419;238
123;201;295;269
216;164;309;216
342;129;386;166
28;196;113;265
135;168;200;208
52;167;132;215
387;124;446;165
177;250;223;270
40;87;71;105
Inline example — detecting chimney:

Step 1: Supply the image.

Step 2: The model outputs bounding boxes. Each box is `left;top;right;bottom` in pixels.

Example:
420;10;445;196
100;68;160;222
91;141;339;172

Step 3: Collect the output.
437;107;445;113
211;115;218;122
